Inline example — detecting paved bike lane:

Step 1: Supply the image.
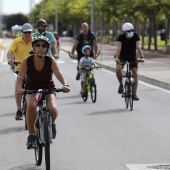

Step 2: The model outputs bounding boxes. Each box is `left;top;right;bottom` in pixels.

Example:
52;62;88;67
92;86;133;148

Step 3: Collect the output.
60;37;170;90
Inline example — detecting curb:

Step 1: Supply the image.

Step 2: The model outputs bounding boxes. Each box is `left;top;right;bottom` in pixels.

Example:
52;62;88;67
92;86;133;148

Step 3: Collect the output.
61;47;170;91
96;61;170;91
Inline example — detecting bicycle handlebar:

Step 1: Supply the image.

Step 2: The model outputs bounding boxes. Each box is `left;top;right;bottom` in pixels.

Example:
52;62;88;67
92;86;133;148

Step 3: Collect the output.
80;66;102;71
120;60;141;65
68;51;100;59
23;88;64;94
14;62;21;66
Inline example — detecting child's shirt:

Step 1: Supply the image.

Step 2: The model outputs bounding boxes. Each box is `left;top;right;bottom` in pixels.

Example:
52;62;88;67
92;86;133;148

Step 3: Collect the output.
80;57;95;69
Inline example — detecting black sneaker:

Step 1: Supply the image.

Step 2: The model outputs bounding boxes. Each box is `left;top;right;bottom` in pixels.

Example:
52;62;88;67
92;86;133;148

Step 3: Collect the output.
118;85;123;94
52;124;57;139
76;72;80;80
133;94;139;101
15;110;23;120
27;135;37;149
82;92;87;98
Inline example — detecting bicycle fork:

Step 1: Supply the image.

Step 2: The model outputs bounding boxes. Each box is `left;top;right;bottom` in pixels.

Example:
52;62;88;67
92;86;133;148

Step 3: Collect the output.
36;109;53;144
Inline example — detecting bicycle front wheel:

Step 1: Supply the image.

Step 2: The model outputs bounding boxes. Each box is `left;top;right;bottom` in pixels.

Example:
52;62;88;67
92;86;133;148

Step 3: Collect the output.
44;113;50;170
124;81;129;109
90;80;97;103
35;133;43;166
129;81;134;111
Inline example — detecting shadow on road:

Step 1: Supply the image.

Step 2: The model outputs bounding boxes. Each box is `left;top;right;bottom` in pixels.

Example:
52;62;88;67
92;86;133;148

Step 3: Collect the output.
0;95;14;99
0;126;24;135
0;112;15;118
86;108;128;115
9;164;43;170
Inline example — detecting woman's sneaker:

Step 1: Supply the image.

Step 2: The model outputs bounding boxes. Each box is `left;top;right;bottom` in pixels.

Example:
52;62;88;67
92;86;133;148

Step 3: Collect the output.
15;110;23;120
118;85;123;94
133;94;139;101
27;135;37;149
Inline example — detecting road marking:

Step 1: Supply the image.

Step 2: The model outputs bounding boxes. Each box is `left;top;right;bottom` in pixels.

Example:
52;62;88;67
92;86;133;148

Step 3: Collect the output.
0;48;4;63
56;60;65;63
126;163;170;170
102;68;170;94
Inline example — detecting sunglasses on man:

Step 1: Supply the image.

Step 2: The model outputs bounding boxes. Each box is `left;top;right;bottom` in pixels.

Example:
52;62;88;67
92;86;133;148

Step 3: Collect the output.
23;31;32;34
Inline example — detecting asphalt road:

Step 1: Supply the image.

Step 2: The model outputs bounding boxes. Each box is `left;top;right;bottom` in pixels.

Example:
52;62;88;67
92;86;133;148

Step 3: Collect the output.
0;38;170;170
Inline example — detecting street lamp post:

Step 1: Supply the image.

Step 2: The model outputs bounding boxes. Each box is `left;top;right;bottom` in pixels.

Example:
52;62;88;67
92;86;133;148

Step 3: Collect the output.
0;0;3;36
55;0;58;32
90;0;94;32
100;12;102;61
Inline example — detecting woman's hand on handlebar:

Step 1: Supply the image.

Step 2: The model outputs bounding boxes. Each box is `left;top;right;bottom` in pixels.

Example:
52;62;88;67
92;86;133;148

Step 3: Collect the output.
62;85;70;93
115;58;120;64
140;57;145;63
17;88;25;95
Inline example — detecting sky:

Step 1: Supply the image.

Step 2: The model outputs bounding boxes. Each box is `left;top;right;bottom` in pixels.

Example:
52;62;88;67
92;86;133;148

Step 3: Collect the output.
1;0;42;15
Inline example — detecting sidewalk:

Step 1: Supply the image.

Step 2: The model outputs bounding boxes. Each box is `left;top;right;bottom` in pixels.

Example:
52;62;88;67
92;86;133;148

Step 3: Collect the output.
60;37;170;91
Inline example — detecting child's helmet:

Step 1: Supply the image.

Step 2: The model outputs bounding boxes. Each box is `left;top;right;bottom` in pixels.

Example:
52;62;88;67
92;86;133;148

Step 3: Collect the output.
82;45;91;54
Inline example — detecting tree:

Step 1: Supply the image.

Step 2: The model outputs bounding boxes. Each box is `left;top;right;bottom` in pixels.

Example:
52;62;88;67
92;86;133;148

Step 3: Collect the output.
5;13;28;31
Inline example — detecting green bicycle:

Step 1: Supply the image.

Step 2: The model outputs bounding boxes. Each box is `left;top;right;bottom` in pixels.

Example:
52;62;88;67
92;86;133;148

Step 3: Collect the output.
80;66;101;103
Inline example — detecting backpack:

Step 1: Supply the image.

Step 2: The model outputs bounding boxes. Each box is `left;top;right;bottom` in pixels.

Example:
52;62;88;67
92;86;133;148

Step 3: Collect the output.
27;55;52;73
76;30;92;56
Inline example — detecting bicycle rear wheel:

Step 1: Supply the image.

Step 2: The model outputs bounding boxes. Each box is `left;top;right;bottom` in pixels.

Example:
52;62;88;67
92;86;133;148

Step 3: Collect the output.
35;134;43;165
90;80;97;103
44;113;50;170
124;82;129;109
129;81;134;111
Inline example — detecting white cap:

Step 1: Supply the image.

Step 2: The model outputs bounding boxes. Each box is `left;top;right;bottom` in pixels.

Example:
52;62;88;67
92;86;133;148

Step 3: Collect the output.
22;23;33;32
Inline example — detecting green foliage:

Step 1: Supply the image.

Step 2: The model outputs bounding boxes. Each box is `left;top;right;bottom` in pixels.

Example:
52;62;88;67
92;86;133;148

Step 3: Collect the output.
5;13;28;31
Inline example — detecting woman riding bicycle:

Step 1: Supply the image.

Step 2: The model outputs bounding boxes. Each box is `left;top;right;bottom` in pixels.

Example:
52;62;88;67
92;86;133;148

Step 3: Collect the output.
17;35;70;149
115;22;145;101
79;45;97;97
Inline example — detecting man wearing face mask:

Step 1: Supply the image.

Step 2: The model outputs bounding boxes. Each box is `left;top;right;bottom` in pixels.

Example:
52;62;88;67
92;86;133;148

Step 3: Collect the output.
32;19;59;59
115;22;145;101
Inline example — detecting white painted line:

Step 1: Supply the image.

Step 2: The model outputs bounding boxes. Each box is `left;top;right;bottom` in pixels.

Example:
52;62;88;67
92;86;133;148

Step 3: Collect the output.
126;163;170;170
2;62;8;65
102;68;170;94
71;60;78;63
56;60;65;64
0;48;4;63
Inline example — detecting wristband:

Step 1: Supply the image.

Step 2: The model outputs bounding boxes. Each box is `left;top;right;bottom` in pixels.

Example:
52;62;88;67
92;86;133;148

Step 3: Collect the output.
64;84;69;87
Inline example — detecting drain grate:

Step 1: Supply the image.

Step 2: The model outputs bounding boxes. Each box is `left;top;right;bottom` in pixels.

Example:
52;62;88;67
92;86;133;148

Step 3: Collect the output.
147;165;170;169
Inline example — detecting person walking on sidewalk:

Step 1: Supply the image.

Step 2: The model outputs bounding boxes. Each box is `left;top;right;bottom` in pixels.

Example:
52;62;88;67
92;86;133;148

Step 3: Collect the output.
70;22;98;80
115;22;145;101
32;19;59;59
7;23;33;120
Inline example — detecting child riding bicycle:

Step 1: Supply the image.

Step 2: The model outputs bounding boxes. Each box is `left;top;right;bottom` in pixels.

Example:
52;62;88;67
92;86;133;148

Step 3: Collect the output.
79;45;97;97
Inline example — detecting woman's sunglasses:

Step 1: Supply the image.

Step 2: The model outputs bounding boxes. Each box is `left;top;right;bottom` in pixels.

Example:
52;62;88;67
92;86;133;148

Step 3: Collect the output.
35;43;47;48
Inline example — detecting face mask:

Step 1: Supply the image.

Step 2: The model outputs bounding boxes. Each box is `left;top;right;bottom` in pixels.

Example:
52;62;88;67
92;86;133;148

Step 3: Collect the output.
38;29;45;34
127;31;134;38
